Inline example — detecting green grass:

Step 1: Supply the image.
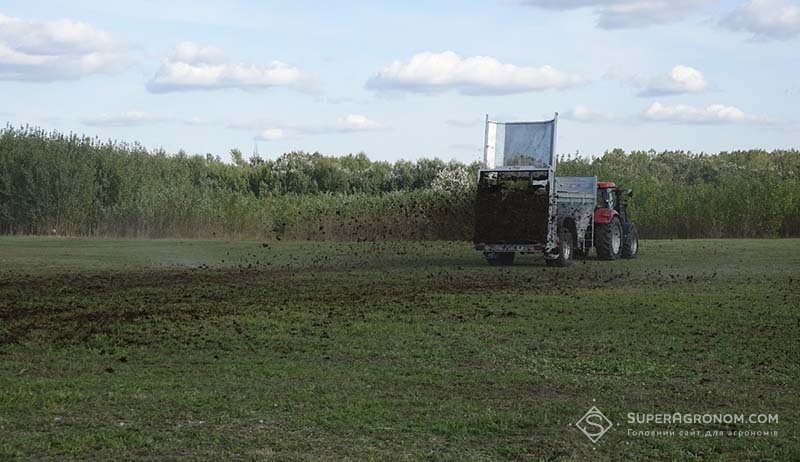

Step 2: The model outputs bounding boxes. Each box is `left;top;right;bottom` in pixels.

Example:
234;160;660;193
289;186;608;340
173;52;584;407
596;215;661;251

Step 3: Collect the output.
1;237;798;461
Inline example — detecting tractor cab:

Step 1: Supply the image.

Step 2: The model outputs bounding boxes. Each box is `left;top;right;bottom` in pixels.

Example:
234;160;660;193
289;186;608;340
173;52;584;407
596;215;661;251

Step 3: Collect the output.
596;182;616;210
596;181;634;222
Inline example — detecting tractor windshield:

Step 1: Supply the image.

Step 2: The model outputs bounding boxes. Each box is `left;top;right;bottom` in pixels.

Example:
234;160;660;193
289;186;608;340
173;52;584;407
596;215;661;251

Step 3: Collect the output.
597;189;614;209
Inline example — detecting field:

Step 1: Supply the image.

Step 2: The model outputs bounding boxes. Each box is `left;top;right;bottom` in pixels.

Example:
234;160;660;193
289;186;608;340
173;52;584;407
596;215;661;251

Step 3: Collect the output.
1;237;798;461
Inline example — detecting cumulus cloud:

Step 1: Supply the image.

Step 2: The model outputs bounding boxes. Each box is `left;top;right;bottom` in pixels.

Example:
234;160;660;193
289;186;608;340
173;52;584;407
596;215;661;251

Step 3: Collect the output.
366;51;584;95
337;114;381;131
0;13;127;81
516;0;717;29
721;0;800;40
249;114;383;140
636;65;709;97
257;128;284;141
298;114;384;134
641;102;770;124
82;111;166;127
563;105;620;123
147;41;310;93
83;111;225;127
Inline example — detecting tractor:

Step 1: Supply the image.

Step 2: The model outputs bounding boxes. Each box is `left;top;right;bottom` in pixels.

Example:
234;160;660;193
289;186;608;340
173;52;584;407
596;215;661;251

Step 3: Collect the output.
472;114;639;266
588;182;639;260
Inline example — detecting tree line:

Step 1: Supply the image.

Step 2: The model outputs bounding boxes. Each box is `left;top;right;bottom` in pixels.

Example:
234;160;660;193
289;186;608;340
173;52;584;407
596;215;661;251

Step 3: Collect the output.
1;125;798;239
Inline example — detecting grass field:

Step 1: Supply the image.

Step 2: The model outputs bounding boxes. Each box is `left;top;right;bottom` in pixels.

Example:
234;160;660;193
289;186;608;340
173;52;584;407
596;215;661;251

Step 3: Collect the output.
1;237;798;461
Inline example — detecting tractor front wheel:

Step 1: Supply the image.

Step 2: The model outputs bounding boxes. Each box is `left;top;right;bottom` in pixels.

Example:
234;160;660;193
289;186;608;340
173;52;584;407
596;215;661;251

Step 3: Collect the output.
595;216;623;260
622;223;639;259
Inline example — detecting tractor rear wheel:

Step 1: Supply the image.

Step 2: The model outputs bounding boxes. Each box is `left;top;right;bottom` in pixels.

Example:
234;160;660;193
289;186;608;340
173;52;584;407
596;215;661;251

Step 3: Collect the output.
595;216;622;260
546;227;573;267
486;252;515;266
622;223;639;259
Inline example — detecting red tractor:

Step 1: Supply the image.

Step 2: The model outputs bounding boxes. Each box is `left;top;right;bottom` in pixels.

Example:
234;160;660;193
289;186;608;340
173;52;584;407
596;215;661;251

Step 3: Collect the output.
588;182;639;260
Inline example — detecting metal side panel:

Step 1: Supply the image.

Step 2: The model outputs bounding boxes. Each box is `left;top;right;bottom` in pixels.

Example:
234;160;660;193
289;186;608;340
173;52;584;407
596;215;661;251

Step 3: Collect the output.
555;176;598;250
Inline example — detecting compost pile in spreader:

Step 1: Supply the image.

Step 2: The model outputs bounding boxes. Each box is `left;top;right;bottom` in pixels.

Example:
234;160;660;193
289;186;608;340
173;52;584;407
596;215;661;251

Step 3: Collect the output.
473;185;550;244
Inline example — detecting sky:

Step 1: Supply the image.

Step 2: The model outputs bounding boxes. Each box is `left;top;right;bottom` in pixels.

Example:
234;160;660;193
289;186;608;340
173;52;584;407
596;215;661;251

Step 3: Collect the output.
1;0;798;164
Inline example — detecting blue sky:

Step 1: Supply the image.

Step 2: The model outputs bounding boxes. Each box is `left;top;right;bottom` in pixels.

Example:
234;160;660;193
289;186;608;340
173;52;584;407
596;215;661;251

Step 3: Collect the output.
1;0;798;163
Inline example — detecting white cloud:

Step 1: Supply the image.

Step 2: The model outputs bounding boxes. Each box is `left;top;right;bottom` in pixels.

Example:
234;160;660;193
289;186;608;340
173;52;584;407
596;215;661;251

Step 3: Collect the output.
366;51;584;95
338;114;381;131
171;41;227;65
249;114;383;140
564;105;620;123
0;13;126;81
641;102;769;124
147;41;310;93
721;0;800;40
257;128;284;141
636;65;709;97
83;111;222;127
82;111;166;127
517;0;717;29
296;114;384;134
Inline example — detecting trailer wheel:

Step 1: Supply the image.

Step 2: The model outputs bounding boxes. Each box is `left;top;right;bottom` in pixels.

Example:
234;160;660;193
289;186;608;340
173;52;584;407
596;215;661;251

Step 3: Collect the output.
622;223;639;259
546;228;573;267
595;216;622;260
486;252;515;266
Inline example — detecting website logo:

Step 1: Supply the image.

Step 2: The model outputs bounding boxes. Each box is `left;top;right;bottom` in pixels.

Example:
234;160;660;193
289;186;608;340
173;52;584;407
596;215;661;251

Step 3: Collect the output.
575;405;614;443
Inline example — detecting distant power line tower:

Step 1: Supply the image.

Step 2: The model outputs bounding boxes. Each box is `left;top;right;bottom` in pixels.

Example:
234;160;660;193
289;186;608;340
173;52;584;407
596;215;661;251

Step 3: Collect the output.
252;137;259;158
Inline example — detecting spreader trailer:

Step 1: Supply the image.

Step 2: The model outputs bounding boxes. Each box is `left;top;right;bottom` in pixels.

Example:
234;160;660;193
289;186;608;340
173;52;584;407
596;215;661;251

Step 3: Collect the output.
473;114;639;267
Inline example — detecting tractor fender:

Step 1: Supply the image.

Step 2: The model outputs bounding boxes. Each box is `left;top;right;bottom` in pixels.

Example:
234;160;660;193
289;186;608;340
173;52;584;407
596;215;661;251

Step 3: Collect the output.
594;208;618;225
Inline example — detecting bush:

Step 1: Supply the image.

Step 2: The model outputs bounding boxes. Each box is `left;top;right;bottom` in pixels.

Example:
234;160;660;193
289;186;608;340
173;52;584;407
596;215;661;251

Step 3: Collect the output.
1;126;797;239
